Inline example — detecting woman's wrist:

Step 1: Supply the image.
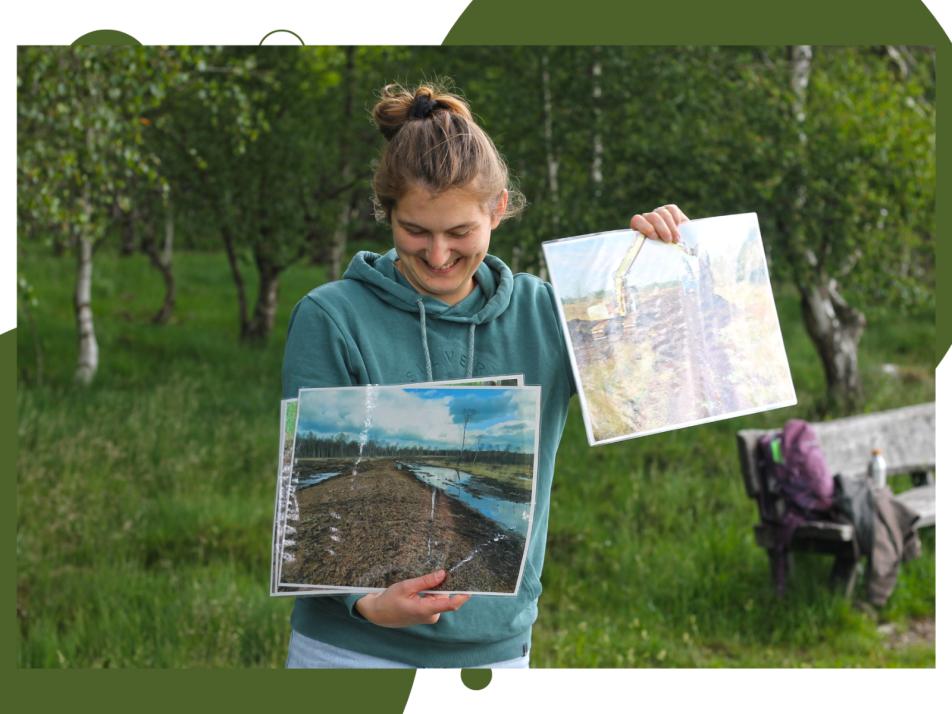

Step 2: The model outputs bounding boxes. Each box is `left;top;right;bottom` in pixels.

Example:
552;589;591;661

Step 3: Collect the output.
355;594;375;621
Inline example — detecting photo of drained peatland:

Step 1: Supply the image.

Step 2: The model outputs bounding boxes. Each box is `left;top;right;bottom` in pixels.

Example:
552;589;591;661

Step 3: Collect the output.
280;456;532;593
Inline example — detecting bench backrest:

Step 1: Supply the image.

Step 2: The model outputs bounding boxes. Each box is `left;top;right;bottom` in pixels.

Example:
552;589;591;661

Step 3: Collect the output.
736;402;936;502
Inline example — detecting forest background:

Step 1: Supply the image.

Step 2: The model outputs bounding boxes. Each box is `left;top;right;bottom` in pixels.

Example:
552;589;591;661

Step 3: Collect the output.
17;45;936;666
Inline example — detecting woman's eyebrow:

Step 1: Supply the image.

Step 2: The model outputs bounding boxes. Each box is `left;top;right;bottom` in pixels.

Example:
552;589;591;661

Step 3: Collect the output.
397;220;477;232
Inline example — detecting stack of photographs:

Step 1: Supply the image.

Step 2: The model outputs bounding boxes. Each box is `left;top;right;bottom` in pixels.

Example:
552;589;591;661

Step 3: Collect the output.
270;375;540;597
543;212;797;446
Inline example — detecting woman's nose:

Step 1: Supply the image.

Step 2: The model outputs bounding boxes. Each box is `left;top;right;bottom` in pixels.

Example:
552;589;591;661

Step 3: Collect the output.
427;236;452;265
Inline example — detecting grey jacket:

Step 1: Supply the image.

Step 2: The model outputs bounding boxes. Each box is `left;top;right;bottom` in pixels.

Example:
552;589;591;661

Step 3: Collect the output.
835;475;921;607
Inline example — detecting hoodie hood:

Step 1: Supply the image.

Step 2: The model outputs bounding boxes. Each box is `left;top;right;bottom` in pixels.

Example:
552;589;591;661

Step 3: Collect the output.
342;249;513;325
342;249;514;381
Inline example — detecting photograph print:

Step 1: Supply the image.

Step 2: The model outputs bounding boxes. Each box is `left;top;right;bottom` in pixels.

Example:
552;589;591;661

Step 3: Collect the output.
544;212;797;445
278;384;540;595
270;376;525;596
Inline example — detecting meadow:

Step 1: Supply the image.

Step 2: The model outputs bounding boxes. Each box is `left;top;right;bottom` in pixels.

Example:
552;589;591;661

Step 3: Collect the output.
16;248;935;667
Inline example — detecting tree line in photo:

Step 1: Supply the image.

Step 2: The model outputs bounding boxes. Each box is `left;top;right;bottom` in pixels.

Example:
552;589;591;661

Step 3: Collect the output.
295;432;533;466
17;45;935;412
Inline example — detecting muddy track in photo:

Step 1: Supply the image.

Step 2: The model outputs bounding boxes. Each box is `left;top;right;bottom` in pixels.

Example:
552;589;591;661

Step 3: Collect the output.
281;459;526;593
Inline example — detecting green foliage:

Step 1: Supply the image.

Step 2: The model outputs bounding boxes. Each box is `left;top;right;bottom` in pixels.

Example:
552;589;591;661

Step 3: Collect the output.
18;46;934;340
18;47;178;250
781;47;935;311
16;250;934;667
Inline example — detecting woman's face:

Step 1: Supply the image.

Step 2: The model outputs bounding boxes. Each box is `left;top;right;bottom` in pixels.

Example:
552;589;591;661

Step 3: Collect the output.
391;183;507;306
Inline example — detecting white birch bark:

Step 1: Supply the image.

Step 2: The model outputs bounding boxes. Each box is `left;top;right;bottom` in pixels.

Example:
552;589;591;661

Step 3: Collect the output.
542;51;560;237
538;51;560;280
591;49;604;198
74;232;98;385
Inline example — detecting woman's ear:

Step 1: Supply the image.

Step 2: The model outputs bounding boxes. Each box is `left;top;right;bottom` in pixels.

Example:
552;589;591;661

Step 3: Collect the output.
490;190;509;229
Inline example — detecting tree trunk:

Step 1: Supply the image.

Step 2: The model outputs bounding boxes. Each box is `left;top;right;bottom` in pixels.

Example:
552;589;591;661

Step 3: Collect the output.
591;48;604;200
245;261;281;343
328;196;355;281
144;196;176;324
790;45;811;221
538;50;561;281
117;202;137;256
333;47;356;279
316;46;356;276
541;51;561;238
788;44;866;411
222;224;251;340
159;195;176;318
799;279;866;412
74;232;98;385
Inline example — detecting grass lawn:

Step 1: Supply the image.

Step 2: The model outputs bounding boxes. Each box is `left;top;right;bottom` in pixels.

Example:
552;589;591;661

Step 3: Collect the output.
16;248;935;667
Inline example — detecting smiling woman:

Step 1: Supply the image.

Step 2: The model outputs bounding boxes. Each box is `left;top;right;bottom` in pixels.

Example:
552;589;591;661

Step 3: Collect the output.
280;79;686;668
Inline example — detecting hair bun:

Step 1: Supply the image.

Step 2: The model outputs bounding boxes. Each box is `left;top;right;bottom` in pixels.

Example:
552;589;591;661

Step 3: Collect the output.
409;93;438;119
372;82;472;140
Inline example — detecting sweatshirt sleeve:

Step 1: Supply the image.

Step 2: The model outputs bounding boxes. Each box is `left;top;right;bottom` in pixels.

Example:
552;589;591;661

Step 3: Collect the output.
280;295;368;621
282;295;358;399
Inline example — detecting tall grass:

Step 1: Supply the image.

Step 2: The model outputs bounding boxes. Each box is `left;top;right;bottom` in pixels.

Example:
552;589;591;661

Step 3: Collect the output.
16;249;935;667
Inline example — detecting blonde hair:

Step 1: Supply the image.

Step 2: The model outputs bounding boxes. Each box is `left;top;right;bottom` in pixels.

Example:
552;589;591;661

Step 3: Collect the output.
371;82;526;223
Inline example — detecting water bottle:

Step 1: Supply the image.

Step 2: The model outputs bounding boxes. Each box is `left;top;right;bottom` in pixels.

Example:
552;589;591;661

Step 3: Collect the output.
868;448;887;489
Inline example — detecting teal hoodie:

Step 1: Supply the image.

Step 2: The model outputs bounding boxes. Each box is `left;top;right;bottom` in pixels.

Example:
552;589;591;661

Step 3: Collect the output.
281;249;576;667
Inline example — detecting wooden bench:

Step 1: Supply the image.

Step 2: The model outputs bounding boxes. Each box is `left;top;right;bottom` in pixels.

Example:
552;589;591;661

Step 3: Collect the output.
736;402;935;596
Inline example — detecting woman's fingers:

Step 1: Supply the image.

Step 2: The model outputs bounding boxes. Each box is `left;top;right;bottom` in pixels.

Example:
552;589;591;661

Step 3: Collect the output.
417;593;470;614
642;211;675;242
629;213;655;237
663;203;690;223
359;573;470;627
630;204;690;243
394;569;446;596
410;590;470;625
653;206;679;241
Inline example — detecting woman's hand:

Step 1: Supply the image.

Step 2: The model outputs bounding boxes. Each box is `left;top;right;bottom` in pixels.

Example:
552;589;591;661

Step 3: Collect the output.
630;204;690;244
355;569;470;627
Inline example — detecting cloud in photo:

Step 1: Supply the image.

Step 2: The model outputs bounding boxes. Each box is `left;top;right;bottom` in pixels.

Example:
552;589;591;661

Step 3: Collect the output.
295;386;537;452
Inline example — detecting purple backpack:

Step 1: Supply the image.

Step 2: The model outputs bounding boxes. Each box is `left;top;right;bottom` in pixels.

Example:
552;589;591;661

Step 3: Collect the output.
757;419;835;544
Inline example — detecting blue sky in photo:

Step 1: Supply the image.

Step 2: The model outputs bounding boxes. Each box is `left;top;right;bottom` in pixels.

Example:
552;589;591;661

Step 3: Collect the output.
295;386;538;453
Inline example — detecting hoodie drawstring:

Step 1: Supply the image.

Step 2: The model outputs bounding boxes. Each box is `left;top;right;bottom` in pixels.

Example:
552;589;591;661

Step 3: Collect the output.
416;297;477;381
466;323;475;379
417;299;434;382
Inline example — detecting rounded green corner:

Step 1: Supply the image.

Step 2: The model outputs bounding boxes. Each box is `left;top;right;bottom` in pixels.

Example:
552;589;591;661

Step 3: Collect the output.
70;30;142;46
461;668;493;690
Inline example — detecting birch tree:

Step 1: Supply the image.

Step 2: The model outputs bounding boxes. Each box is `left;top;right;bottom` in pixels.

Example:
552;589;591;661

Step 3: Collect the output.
18;47;173;383
774;45;934;410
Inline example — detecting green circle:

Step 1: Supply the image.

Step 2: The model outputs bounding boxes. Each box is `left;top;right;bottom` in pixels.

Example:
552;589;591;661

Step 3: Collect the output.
70;30;141;46
461;669;493;690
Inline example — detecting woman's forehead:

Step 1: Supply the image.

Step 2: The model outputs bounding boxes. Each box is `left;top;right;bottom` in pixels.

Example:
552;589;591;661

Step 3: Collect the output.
394;184;490;226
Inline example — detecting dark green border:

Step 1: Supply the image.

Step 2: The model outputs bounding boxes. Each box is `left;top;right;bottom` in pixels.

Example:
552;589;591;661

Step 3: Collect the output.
8;1;948;712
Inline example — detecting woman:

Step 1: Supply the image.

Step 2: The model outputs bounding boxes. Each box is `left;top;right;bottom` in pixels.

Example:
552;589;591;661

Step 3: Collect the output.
282;82;688;668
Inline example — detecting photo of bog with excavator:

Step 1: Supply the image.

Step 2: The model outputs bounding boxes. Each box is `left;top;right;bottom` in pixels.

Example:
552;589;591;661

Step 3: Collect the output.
544;213;797;445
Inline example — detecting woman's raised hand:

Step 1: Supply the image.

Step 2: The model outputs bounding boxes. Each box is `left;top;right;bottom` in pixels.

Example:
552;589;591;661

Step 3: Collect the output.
355;569;470;627
630;204;690;244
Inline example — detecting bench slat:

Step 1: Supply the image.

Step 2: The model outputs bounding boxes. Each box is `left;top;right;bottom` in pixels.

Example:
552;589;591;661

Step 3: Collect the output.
895;484;936;528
